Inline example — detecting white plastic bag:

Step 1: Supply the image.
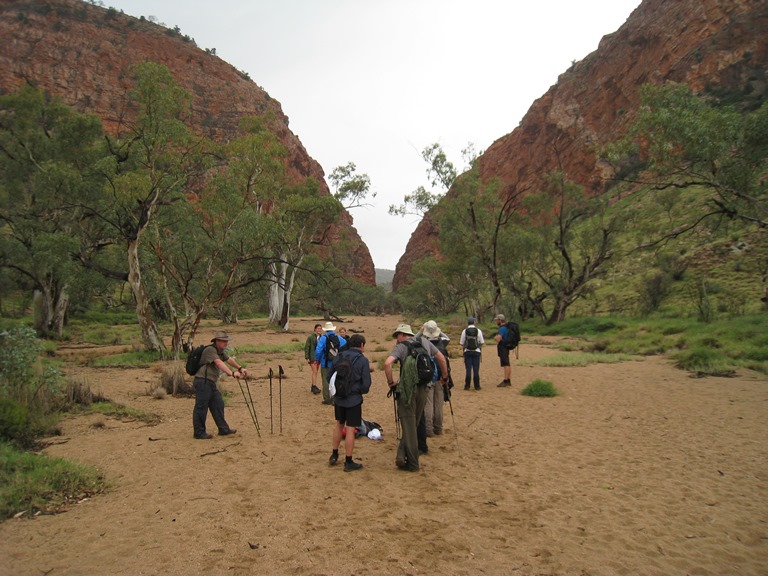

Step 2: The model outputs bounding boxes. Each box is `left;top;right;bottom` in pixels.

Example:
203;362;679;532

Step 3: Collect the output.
328;372;337;398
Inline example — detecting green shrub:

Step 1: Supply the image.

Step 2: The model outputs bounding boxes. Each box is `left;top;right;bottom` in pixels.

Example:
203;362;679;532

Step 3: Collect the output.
521;379;559;397
0;397;30;444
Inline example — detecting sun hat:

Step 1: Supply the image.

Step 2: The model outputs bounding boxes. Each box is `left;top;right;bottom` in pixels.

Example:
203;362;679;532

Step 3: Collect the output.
211;331;233;342
467;317;476;324
322;321;336;331
422;320;441;338
493;314;506;322
392;323;415;338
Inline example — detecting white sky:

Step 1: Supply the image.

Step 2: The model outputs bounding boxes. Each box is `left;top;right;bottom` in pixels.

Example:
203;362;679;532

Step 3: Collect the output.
107;0;641;270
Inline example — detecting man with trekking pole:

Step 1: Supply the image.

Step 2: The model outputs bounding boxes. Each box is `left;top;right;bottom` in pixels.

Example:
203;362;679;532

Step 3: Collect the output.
192;331;248;439
383;323;448;473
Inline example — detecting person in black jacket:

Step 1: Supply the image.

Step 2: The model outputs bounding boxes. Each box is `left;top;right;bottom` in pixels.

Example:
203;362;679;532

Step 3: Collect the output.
327;334;371;472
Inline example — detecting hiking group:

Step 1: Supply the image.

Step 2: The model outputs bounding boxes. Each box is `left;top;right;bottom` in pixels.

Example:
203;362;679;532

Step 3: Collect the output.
317;316;520;472
188;317;520;473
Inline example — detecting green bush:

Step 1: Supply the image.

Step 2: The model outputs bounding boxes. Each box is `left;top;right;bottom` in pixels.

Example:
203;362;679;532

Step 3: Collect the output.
0;397;30;444
521;379;559;397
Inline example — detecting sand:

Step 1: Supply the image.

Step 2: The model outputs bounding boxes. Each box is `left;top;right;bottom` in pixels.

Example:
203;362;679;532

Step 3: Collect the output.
1;314;766;576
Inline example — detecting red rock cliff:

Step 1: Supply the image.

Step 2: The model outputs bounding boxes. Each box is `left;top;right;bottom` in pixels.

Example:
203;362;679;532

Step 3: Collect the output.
393;0;767;290
0;0;375;286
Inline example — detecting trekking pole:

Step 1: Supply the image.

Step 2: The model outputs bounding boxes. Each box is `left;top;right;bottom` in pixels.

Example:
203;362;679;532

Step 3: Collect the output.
235;376;260;437
268;367;274;434
278;365;284;434
444;384;461;457
388;386;400;440
244;376;261;437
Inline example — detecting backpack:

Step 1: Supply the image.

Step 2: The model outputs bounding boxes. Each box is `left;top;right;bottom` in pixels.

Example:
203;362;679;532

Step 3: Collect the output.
331;354;357;399
404;339;434;386
324;333;340;363
503;321;521;350
185;344;211;376
465;327;479;351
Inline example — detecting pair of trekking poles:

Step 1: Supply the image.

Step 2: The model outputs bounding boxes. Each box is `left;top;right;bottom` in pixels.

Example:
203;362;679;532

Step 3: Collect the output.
235;365;284;437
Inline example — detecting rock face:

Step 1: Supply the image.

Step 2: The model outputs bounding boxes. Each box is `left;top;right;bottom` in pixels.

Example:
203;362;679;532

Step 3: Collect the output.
0;0;375;286
393;0;767;290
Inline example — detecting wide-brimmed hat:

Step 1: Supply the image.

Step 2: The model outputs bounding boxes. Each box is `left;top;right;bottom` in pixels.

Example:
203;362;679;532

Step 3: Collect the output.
493;313;506;322
211;331;233;342
322;321;336;331
392;323;415;338
422;320;441;338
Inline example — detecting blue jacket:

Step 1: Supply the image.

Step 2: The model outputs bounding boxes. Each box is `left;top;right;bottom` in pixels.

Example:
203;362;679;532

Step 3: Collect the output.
315;332;347;368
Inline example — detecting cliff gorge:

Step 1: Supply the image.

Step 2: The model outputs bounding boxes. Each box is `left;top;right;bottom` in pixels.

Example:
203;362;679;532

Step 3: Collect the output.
393;0;767;290
0;0;375;286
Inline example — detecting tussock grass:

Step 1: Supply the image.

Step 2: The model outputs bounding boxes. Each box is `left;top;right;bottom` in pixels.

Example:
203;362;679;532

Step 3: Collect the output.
0;441;106;519
528;352;636;367
521;379;559;397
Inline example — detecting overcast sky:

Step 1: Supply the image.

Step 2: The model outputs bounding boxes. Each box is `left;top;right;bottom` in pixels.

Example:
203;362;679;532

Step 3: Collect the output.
107;0;641;270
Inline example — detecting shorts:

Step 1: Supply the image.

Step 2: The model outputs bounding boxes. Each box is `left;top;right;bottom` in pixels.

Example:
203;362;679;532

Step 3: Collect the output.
334;403;362;428
498;345;510;367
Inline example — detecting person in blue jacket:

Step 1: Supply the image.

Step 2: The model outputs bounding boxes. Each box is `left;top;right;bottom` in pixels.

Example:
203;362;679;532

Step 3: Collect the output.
315;321;347;405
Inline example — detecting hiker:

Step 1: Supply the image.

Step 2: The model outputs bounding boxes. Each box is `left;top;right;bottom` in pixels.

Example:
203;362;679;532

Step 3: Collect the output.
328;334;371;472
315;321;347;405
337;327;350;352
459;317;485;390
192;331;248;439
493;314;512;387
418;320;451;439
304;323;322;395
383;323;448;472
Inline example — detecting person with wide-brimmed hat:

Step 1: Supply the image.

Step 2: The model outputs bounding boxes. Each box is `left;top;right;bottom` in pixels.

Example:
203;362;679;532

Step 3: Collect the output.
192;331;248;439
415;320;451;442
383;323;448;472
314;321;347;405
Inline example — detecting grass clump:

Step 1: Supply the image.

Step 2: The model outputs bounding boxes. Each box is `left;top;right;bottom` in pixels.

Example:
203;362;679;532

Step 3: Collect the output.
521;379;559;397
529;352;636;367
0;441;106;519
671;347;736;377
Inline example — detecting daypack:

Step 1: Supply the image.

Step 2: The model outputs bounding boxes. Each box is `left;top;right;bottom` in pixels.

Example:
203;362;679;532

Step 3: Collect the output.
465;327;479;351
331;354;357;399
503;321;521;350
404;339;434;386
185;344;212;376
324;333;341;363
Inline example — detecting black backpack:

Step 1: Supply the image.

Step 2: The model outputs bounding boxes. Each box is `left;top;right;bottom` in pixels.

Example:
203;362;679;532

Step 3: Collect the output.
332;354;358;399
465;327;479;351
404;339;434;386
185;344;212;376
324;333;340;363
503;321;521;350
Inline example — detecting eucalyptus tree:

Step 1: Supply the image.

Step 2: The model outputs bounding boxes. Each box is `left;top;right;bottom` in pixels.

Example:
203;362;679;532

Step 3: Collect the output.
609;82;768;233
512;169;620;324
0;86;108;337
85;62;208;351
266;178;341;330
147;115;285;353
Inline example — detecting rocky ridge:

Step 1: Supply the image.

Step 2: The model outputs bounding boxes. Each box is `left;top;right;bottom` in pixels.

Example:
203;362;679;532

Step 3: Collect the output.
393;0;767;290
0;0;375;285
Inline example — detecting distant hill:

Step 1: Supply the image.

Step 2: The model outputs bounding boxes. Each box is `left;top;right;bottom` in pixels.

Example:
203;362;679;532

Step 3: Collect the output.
375;269;395;290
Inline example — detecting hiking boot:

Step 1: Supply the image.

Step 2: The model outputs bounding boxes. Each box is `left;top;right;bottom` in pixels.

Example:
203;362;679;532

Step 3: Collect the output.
474;386;481;390
497;380;511;387
194;433;213;440
219;428;237;436
311;385;321;394
329;452;339;466
463;385;470;390
343;460;363;472
321;399;333;405
395;456;407;469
